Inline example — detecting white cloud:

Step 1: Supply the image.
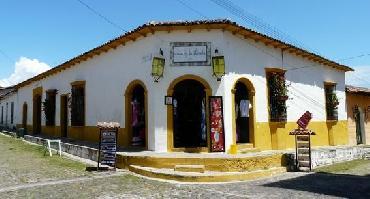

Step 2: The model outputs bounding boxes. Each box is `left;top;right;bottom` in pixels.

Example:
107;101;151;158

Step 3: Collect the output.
0;57;51;87
345;65;370;88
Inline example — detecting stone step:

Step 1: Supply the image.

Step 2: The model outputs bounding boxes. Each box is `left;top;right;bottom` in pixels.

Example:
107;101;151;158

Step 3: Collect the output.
297;142;309;148
297;154;310;161
298;148;309;154
298;160;310;167
174;165;205;173
238;147;260;154
237;143;254;150
129;165;287;182
296;135;309;141
299;167;311;172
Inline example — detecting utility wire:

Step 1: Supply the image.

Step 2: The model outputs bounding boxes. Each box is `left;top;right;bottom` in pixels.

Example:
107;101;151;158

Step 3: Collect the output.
0;49;14;63
75;0;167;43
337;53;370;62
173;0;356;114
175;0;208;19
209;0;316;54
75;0;128;33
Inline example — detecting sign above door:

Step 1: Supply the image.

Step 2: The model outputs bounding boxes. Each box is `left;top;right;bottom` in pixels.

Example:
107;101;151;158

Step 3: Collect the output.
170;42;211;66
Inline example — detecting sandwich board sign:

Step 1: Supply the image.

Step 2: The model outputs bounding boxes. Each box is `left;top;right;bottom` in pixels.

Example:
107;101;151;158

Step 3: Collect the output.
97;122;119;170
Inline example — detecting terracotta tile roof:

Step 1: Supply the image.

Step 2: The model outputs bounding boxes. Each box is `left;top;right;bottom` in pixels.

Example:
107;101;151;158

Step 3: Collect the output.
14;19;353;89
346;85;370;95
0;86;15;99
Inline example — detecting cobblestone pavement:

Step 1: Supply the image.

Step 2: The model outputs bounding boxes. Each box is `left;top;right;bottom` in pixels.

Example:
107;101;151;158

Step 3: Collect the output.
1;134;370;199
3;170;370;199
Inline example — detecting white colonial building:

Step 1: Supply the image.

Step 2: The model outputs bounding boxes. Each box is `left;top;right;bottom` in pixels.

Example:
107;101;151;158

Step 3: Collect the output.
0;20;353;153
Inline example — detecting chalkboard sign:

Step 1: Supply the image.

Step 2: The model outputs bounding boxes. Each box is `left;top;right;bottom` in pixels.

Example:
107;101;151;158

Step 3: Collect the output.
98;129;117;169
209;96;225;152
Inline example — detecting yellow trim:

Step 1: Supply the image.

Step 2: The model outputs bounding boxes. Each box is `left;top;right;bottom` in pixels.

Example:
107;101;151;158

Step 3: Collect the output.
22;102;28;131
124;80;148;149
70;80;86;86
70;81;86;127
231;77;256;150
32;87;42;135
166;74;212;152
265;67;287;73
254;120;348;150
60;94;68;138
128;165;286;182
37;125;127;147
118;152;285;172
324;81;337;86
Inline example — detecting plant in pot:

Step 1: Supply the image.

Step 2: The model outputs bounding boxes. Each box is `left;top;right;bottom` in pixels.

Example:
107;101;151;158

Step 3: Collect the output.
42;98;53;125
327;92;339;120
268;72;289;121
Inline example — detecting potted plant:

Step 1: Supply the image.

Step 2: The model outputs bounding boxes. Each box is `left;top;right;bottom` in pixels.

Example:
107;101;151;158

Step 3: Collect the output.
268;72;289;122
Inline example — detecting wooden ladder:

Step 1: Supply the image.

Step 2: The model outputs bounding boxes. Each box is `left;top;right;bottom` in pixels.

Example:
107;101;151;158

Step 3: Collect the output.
296;135;312;171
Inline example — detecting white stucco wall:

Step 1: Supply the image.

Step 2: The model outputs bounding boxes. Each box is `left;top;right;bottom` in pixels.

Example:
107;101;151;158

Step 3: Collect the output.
2;29;347;152
0;92;17;129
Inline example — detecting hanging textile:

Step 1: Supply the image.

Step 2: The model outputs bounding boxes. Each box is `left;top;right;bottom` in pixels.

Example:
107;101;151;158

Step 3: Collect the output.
239;100;249;117
201;98;206;142
131;99;140;127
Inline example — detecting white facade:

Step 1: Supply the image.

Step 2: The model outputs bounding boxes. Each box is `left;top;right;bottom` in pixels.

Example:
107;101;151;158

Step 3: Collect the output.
0;91;17;129
0;24;348;152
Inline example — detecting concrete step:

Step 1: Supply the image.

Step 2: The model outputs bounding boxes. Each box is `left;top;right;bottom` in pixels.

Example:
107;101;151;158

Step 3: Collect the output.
174;165;205;173
296;135;309;142
236;143;254;150
297;154;310;161
238;147;260;154
299;167;311;172
298;160;310;167
298;148;309;154
129;165;287;182
297;142;309;148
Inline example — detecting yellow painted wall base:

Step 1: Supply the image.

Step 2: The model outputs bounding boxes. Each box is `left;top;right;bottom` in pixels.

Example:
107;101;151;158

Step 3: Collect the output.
19;124;130;147
254;120;348;150
20;120;349;151
129;165;286;182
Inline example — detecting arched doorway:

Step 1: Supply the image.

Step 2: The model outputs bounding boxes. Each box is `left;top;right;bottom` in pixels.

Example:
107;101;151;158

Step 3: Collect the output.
355;107;366;144
33;94;42;134
173;79;206;147
167;75;212;152
232;78;255;145
22;103;27;132
125;80;147;148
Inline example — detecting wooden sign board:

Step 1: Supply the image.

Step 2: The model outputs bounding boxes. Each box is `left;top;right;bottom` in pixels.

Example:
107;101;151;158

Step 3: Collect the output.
98;128;117;169
209;96;225;152
170;42;211;66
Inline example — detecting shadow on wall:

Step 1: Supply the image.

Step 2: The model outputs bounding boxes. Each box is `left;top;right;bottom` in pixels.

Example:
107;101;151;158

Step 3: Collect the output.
263;172;370;198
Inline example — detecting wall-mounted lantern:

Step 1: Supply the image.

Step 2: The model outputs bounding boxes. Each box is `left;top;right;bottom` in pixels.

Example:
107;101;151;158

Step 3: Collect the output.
212;49;225;81
151;48;165;82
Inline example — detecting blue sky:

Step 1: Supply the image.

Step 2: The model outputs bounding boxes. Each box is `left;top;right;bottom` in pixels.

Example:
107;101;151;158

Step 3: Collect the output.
0;0;369;87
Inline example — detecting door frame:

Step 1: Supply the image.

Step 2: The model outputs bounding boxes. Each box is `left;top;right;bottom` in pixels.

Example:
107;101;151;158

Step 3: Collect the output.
124;80;148;149
32;87;42;135
355;107;366;145
22;102;28;132
167;75;212;152
231;77;256;147
60;94;69;138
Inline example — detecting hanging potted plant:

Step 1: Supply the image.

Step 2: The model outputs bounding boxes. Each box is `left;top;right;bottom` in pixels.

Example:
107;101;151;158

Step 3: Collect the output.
42;98;53;125
326;92;339;109
326;92;339;120
270;72;289;101
268;72;289;122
